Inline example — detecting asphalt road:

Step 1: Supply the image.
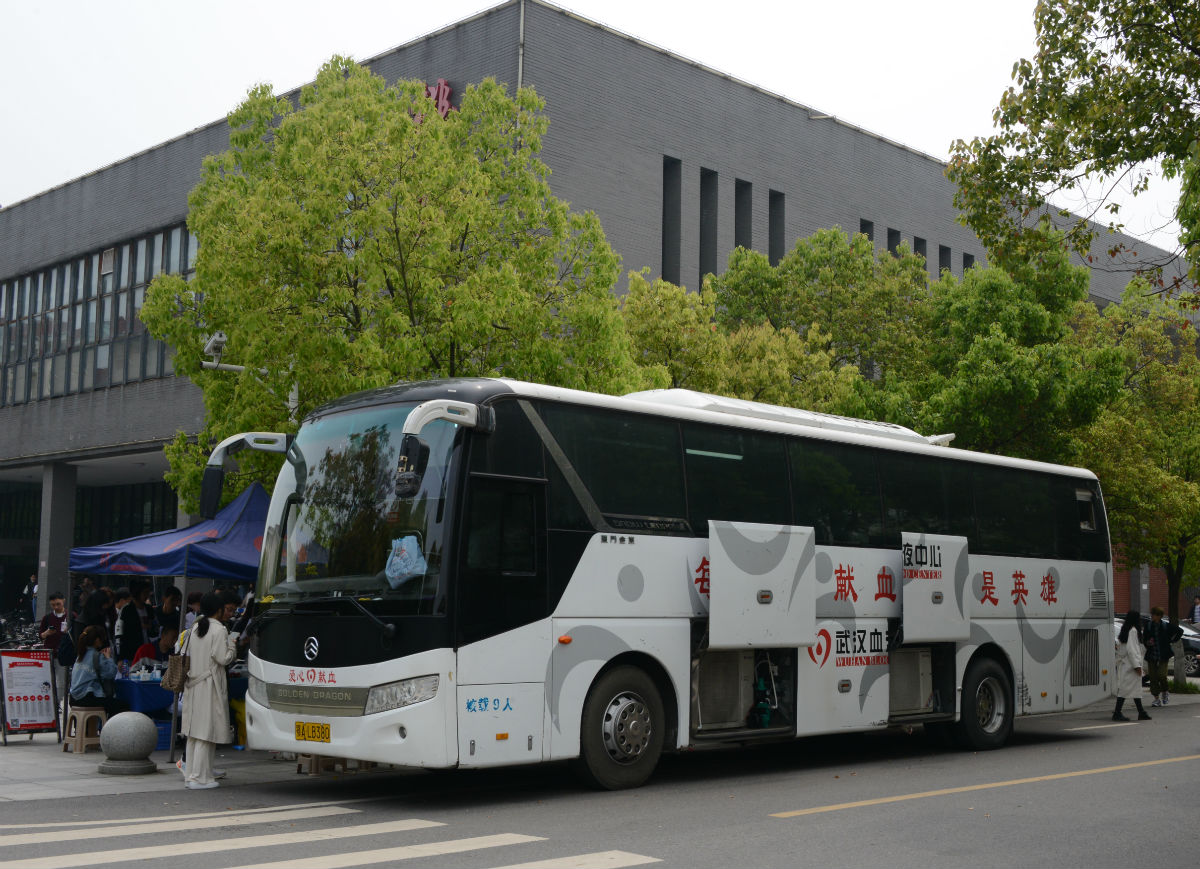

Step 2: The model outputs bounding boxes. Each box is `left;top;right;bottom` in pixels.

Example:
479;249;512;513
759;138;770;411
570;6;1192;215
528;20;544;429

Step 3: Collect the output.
2;695;1197;869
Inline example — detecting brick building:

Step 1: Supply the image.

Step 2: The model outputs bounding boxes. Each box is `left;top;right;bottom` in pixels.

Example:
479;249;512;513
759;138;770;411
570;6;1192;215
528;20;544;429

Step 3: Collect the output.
0;0;1184;616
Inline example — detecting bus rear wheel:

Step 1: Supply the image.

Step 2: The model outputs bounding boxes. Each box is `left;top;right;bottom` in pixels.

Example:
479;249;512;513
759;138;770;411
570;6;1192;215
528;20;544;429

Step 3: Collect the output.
955;657;1012;751
575;666;664;790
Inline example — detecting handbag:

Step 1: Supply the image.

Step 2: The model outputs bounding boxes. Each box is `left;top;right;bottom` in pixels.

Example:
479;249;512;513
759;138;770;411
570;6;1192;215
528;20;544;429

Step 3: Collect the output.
161;630;191;693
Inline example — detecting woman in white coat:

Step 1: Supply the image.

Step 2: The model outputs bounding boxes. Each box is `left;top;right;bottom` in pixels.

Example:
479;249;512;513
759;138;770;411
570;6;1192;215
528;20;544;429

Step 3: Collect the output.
1114;610;1151;722
181;592;237;789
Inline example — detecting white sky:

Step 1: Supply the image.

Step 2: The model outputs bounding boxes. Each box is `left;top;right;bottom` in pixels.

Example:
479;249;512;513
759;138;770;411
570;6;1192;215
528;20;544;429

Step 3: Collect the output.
0;0;1181;250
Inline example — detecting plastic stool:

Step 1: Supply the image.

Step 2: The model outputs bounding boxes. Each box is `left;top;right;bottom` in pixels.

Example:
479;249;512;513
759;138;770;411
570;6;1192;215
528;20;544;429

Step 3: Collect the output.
62;706;107;753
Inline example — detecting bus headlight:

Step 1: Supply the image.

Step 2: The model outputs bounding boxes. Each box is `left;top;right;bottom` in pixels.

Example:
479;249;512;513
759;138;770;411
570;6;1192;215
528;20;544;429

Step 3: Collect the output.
247;675;270;709
364;674;439;715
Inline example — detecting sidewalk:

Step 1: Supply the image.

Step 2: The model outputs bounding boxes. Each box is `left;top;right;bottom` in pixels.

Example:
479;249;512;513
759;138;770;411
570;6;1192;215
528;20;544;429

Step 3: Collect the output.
0;731;303;802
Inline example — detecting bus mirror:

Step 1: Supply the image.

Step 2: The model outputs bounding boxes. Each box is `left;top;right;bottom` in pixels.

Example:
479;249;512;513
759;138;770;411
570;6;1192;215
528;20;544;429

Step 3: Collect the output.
199;466;225;519
395;434;431;498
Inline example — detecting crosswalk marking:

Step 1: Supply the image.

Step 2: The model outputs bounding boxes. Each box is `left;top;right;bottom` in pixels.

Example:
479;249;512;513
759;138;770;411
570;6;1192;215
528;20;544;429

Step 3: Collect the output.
0;806;360;846
229;833;547;869
0;819;443;869
0;802;662;869
0;797;382;830
488;851;662;868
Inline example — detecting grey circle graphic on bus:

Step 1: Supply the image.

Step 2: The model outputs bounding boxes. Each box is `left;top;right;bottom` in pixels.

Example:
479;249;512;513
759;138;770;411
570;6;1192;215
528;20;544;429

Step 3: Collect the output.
618;564;645;602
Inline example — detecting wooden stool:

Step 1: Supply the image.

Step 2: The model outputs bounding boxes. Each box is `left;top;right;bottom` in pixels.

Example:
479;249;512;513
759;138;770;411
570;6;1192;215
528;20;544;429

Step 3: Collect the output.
62;707;107;753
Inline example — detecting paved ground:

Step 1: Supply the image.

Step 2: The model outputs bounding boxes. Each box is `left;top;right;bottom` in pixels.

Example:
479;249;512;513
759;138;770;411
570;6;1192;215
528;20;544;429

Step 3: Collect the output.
0;730;308;802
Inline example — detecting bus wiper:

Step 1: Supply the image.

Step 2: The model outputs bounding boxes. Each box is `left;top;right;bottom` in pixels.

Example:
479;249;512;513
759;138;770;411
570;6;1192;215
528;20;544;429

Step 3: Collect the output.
341;595;397;640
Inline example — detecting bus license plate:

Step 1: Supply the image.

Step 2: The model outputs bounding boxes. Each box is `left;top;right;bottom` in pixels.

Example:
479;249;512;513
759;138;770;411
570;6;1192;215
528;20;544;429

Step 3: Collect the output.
294;721;331;743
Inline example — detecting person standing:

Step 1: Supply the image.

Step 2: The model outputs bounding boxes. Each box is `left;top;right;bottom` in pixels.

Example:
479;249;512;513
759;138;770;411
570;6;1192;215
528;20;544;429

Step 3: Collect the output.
180;592;237;790
22;575;38;622
1143;607;1183;706
38;592;73;712
1114;610;1151;721
72;577;94;636
156;586;183;635
116;582;152;662
1191;595;1200;625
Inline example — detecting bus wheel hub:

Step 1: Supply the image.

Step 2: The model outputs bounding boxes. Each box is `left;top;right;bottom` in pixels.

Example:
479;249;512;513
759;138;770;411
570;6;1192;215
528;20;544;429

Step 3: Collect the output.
601;692;652;764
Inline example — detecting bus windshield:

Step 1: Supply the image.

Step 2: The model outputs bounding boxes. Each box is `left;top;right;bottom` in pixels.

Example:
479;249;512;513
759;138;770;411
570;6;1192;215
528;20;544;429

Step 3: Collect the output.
257;402;459;612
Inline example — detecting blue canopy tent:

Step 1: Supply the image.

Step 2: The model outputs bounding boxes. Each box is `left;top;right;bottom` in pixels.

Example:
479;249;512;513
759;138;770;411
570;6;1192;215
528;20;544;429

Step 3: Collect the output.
69;483;269;582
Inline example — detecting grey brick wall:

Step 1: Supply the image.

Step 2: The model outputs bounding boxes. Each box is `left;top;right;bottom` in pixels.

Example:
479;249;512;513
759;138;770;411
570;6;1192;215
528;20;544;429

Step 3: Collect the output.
0;375;204;469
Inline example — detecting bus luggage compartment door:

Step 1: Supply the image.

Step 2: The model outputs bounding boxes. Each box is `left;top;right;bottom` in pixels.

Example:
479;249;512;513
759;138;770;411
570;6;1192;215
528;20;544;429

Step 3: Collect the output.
899;532;970;643
707;522;817;650
456;682;545;768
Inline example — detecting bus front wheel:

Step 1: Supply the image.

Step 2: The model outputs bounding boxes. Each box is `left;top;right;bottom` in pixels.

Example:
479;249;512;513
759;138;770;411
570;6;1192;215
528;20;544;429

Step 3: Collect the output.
575;666;664;790
955;657;1013;750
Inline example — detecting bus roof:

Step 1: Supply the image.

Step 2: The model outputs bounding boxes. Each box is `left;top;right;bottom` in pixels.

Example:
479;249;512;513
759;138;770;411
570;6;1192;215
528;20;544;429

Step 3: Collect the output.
309;377;1098;482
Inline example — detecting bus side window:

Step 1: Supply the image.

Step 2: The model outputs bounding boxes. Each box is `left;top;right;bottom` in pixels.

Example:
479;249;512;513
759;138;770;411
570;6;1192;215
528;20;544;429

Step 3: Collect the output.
789;439;883;547
459;476;547;645
683;424;790;534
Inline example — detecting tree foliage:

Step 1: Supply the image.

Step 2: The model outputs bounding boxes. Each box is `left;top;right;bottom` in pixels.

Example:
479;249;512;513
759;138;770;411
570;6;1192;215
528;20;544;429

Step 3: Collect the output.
1068;285;1200;622
143;57;643;508
913;229;1125;461
947;0;1200;293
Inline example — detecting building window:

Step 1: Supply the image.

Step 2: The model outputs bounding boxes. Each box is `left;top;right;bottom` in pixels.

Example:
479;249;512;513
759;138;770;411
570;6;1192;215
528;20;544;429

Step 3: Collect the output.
661;156;682;285
939;245;952;274
887;228;901;255
860;219;874;242
913;237;927;260
0;221;191;406
769;190;785;266
734;179;752;251
963;252;975;271
700;168;719;280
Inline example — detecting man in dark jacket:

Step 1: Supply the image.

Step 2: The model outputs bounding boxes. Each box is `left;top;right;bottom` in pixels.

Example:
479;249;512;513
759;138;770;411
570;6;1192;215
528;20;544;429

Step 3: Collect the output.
1143;607;1183;707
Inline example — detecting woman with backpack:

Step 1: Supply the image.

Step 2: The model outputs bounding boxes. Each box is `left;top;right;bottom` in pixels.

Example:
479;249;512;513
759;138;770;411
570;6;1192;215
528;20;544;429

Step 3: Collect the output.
180;592;237;790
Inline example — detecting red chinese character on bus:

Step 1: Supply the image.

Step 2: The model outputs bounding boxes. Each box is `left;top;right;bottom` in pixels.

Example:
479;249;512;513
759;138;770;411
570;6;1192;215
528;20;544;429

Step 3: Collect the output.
980;571;998;606
1040;572;1057;604
875;566;896;602
834;564;858;603
1011;571;1029;606
693;557;711;597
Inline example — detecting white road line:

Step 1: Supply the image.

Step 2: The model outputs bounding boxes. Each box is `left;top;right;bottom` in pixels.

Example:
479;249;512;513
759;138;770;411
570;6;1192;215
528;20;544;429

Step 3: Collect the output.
230;834;546;869
488;850;662;869
0;797;382;830
1063;723;1136;731
0;806;359;846
0;819;443;869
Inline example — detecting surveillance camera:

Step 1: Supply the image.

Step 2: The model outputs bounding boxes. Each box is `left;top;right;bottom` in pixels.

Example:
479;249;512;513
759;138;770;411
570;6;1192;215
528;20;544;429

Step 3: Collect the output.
203;331;228;358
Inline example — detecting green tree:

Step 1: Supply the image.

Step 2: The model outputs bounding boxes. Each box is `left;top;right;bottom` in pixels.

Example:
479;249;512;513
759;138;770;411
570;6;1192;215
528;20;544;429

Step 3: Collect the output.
143;57;642;508
620;268;863;415
910;229;1125;462
947;0;1200;293
619;271;721;392
1069;286;1200;643
710;229;930;386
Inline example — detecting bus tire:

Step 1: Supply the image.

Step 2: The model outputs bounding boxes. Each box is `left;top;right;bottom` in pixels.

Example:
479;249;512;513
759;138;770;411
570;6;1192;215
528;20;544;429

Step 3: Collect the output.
955;657;1012;751
574;666;664;790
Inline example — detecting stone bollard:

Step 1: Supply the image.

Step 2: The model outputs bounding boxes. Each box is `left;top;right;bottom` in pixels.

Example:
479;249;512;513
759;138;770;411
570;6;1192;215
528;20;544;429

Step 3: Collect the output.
98;711;159;775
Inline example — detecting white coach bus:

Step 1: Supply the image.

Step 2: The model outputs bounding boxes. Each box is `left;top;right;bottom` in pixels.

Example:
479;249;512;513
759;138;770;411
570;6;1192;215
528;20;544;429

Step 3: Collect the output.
202;378;1113;789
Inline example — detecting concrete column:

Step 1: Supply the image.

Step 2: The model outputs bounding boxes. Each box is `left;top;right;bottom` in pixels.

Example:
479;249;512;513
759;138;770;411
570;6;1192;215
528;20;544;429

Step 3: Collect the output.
37;462;77;623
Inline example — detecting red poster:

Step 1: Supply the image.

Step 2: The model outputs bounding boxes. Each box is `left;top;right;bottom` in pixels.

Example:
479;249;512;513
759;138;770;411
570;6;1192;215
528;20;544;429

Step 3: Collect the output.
2;649;57;732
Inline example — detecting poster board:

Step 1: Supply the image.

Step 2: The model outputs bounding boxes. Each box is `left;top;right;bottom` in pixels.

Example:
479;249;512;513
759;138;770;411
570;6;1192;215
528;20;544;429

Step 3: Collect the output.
1;649;61;745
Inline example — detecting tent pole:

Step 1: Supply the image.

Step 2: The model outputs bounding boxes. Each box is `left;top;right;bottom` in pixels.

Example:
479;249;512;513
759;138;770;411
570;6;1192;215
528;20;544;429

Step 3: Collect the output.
168;548;188;765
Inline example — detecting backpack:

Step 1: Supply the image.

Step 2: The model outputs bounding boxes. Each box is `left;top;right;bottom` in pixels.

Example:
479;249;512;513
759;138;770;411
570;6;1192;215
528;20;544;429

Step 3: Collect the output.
57;630;76;668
